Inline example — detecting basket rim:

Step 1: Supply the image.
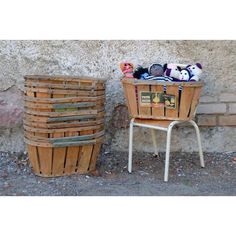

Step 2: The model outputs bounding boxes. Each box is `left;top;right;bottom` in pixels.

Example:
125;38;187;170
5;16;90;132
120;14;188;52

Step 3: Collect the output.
121;77;204;87
24;75;107;82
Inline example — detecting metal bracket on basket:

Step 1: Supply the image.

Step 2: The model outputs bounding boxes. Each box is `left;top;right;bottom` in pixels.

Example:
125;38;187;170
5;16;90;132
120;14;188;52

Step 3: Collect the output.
50;130;105;143
24;130;105;147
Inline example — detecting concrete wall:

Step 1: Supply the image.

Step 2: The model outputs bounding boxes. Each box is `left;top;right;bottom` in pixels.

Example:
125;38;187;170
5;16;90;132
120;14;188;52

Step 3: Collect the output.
0;40;235;152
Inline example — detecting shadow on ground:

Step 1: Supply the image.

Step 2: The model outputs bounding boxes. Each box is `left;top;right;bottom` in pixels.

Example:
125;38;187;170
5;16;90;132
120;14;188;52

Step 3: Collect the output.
0;150;235;196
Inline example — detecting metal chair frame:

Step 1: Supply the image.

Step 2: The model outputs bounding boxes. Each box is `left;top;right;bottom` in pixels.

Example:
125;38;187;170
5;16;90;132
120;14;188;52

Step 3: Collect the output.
128;118;205;182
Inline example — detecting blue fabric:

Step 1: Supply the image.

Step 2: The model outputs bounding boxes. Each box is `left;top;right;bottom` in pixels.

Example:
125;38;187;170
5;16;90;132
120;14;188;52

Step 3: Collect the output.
140;73;150;80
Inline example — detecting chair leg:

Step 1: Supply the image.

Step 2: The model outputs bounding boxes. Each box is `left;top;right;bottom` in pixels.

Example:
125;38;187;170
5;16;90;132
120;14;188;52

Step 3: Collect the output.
128;119;134;173
164;124;174;182
164;121;180;182
189;120;205;168
151;129;158;156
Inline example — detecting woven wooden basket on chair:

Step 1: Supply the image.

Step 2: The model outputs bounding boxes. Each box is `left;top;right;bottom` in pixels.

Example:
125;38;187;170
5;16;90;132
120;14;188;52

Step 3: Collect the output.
122;79;204;121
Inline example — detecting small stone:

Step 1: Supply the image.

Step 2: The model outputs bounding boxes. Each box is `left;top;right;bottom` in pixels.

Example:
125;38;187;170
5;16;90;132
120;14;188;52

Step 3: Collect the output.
138;171;149;176
90;170;101;177
225;151;234;155
152;153;159;158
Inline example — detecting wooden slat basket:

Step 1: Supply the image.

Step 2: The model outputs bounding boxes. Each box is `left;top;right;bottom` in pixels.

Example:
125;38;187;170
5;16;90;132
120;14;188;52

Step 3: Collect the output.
122;78;204;121
24;75;106;177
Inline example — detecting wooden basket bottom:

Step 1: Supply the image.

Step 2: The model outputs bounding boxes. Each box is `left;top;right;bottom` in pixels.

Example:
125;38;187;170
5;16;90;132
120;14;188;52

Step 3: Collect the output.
27;142;102;177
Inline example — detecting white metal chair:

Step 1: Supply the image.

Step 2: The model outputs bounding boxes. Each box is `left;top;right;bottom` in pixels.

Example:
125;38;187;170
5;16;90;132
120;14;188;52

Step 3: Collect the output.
128;118;205;182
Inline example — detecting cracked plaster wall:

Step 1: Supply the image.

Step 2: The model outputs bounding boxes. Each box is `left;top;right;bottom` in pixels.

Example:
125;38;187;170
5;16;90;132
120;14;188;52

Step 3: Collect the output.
0;40;235;152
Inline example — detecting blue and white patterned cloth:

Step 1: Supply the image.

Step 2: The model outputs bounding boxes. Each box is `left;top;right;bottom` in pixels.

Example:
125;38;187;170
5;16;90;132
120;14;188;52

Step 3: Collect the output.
145;76;173;82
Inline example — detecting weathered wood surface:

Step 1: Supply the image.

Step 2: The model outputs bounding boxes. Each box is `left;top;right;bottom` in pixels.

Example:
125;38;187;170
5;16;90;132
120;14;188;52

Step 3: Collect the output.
24;95;105;104
24;75;105;177
122;78;203;121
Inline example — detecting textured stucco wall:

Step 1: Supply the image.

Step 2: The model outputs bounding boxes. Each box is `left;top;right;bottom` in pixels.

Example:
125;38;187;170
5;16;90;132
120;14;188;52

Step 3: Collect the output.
0;40;235;152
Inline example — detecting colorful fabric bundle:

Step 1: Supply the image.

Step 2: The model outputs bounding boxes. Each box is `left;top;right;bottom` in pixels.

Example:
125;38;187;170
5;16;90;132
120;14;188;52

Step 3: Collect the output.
120;62;203;82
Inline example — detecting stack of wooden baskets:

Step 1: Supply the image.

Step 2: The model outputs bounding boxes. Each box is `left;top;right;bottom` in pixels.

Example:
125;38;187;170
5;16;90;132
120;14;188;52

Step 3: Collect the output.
24;75;106;177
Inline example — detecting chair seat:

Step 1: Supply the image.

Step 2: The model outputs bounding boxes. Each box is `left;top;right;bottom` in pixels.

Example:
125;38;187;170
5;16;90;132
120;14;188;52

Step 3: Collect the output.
133;119;177;129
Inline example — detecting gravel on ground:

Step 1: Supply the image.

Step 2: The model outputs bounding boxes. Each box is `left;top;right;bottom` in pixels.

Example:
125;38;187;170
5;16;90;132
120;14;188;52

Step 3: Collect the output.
0;148;235;196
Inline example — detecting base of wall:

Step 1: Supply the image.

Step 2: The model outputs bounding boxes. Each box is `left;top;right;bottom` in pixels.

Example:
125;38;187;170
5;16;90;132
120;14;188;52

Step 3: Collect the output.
0;127;25;152
111;126;236;153
1;126;235;153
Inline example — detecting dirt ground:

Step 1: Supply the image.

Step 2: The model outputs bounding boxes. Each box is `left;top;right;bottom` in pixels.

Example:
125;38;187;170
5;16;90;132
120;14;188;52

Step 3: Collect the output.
0;148;235;196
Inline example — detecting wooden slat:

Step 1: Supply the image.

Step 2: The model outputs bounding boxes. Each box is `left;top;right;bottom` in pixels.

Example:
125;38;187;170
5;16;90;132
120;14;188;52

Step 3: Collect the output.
24;108;98;117
26;90;34;97
24;102;104;111
64;131;80;174
24;124;103;134
77;130;94;173
24;138;53;147
35;90;51;138
124;83;138;117
24;75;106;83
131;115;183;121
24;136;103;148
25;131;104;146
179;87;195;120
189;87;202;119
49;93;65;176
24;87;105;96
48;112;105;122
25;81;105;90
52;133;67;176
37;147;53;175
53;102;102;109
88;142;102;171
26;131;35;136
24;101;97;109
51;131;104;143
122;78;204;87
29;90;51;138
24;95;105;104
24;112;104;123
77;146;93;173
137;84;151;117
166;85;179;119
151;85;165;118
52;139;96;148
23;119;104;129
27;144;40;174
122;81;132;115
24;114;49;123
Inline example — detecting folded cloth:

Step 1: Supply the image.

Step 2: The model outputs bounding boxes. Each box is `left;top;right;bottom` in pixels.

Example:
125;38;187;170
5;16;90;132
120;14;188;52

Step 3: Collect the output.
145;76;184;92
